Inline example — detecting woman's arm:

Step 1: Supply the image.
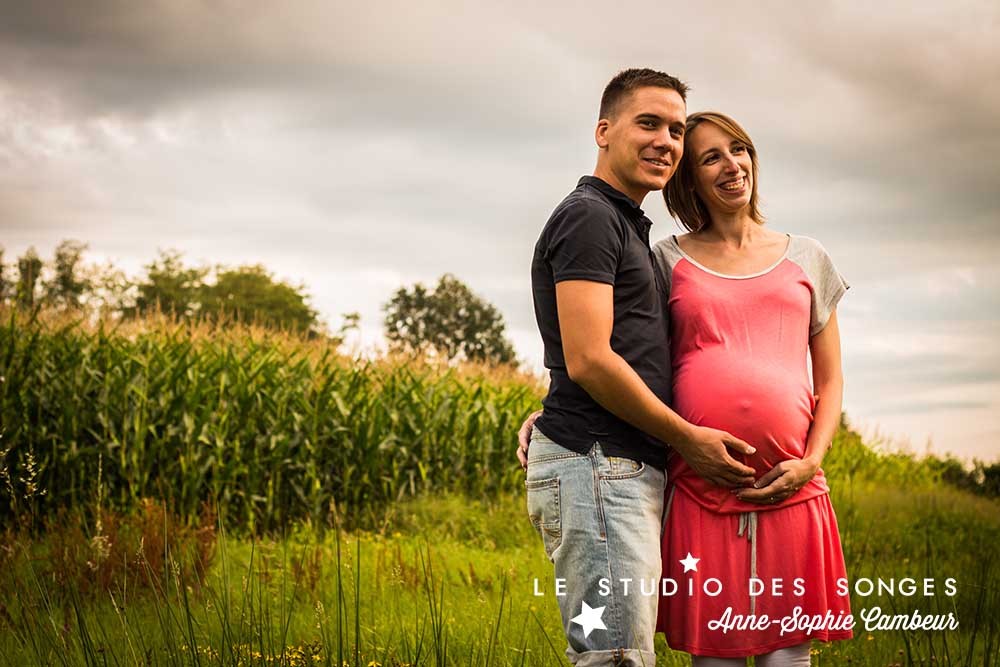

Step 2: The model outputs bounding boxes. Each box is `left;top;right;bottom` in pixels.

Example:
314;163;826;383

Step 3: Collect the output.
516;409;544;469
736;309;843;504
800;309;844;470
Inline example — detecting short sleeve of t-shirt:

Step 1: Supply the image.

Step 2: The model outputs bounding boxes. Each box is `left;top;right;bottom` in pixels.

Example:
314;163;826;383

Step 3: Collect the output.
787;236;850;336
544;200;625;285
651;236;684;297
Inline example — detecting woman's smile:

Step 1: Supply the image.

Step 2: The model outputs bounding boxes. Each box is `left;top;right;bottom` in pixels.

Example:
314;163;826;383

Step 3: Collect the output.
717;175;747;194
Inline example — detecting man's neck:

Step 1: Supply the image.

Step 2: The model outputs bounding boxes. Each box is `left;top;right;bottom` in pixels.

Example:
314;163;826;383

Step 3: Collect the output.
591;166;647;207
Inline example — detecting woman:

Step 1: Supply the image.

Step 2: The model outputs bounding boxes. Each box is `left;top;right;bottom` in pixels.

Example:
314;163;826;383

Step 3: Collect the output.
652;111;852;665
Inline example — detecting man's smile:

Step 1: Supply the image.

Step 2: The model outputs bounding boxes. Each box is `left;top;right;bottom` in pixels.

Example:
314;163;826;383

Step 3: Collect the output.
643;156;672;168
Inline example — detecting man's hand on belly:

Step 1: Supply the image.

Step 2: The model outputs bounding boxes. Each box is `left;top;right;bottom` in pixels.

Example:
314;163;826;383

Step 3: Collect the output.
672;425;757;488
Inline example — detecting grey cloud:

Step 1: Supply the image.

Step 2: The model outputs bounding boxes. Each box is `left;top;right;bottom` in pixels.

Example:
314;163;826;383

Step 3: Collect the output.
757;4;1000;235
0;0;590;139
7;0;996;257
847;351;1000;390
845;267;1000;323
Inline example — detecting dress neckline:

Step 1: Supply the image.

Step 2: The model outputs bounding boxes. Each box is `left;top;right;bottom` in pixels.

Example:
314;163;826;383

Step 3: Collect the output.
670;234;792;280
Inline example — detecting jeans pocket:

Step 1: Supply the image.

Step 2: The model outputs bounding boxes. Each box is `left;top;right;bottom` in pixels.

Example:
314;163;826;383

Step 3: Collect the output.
525;477;561;560
600;455;646;480
606;456;643;476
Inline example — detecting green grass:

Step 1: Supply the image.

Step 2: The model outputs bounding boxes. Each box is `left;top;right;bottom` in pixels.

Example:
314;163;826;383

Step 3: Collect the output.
1;486;997;666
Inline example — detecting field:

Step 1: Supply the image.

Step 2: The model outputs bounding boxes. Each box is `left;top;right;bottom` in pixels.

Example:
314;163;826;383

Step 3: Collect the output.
1;310;998;666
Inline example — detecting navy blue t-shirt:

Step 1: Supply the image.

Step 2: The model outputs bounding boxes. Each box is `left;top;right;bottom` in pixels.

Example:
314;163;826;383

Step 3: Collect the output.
530;176;671;468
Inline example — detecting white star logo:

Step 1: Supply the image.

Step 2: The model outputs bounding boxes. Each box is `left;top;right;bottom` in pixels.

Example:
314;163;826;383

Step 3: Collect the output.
680;552;700;573
570;601;607;638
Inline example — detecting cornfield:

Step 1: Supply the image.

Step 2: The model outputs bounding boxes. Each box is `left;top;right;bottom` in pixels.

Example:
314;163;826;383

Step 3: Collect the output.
0;309;543;533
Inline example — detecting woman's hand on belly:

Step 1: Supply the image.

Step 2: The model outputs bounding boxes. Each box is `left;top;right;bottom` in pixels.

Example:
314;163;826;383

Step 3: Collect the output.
734;458;820;505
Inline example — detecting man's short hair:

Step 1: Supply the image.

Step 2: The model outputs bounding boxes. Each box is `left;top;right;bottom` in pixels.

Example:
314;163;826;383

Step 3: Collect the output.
599;68;689;120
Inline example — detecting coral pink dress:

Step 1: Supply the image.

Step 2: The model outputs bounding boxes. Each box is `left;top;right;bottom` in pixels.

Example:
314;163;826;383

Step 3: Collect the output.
652;234;854;657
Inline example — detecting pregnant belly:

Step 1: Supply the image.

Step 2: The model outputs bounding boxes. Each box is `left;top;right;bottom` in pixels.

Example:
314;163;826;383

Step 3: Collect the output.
672;354;814;476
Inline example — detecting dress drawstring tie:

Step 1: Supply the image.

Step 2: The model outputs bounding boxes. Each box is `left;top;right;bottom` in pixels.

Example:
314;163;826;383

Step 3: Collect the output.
738;511;759;616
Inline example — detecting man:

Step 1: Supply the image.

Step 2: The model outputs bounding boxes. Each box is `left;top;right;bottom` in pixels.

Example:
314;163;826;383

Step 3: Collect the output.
522;68;757;666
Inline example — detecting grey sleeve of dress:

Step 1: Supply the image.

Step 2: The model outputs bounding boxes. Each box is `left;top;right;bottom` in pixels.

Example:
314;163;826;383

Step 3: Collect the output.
786;236;850;336
651;236;684;297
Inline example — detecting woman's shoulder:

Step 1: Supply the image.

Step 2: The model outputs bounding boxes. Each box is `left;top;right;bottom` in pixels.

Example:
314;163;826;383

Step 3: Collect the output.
784;235;850;335
786;234;836;263
652;232;681;248
651;234;682;258
651;234;684;279
785;234;849;294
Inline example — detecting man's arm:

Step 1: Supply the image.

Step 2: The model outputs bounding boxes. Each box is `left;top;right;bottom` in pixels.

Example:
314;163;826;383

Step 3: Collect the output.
554;280;756;488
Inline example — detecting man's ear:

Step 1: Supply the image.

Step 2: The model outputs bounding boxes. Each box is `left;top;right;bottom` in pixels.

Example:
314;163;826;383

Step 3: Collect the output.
595;118;611;149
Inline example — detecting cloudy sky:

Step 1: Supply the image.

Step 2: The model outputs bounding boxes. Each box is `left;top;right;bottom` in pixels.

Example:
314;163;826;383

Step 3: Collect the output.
2;1;998;461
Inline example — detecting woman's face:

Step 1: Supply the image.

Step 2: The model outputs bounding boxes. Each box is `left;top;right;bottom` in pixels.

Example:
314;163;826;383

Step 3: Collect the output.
688;121;754;217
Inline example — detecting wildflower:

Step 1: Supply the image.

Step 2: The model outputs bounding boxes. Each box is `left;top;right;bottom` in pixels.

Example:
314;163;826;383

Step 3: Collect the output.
19;449;47;498
0;440;14;499
87;534;111;570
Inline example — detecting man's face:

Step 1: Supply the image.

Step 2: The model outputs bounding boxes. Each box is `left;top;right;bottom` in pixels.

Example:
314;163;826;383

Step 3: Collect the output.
596;87;686;204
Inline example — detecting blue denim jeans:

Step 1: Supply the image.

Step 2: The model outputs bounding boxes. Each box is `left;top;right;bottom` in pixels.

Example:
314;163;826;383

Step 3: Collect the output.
526;428;666;666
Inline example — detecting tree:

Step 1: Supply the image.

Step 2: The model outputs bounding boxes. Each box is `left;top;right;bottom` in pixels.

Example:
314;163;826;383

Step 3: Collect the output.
43;239;91;310
133;249;208;318
85;260;137;317
15;247;43;310
982;461;1000;498
127;251;319;334
338;311;361;337
383;273;516;365
199;264;318;333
